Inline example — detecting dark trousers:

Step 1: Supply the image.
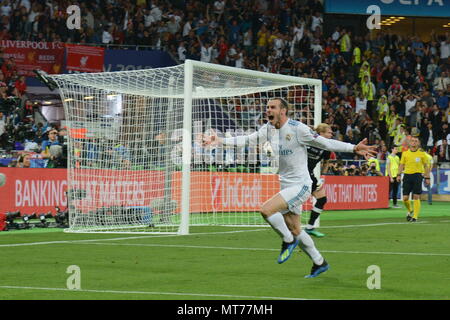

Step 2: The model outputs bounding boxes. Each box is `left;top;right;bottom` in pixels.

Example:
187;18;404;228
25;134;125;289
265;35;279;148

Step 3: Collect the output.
390;179;399;205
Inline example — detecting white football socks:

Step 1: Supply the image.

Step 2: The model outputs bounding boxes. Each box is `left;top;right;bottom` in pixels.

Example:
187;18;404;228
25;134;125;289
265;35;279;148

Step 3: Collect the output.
296;230;324;265
266;212;294;243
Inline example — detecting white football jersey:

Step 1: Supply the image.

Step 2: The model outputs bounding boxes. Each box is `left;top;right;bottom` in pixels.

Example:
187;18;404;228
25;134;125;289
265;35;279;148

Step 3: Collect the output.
222;119;355;186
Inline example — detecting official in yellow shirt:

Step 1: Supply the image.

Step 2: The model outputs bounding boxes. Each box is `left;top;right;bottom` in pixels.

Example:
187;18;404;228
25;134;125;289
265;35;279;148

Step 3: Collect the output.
397;136;430;222
386;147;400;208
424;152;433;205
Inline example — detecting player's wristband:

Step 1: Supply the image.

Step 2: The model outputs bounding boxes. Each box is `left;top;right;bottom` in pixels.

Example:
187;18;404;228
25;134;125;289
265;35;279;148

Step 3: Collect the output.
424;177;430;179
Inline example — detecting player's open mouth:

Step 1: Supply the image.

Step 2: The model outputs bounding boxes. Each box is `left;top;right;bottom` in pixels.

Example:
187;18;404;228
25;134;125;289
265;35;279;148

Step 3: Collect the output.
268;115;274;121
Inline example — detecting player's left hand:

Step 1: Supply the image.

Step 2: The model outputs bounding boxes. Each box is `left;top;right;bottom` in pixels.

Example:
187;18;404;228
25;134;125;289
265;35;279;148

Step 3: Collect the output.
354;138;377;160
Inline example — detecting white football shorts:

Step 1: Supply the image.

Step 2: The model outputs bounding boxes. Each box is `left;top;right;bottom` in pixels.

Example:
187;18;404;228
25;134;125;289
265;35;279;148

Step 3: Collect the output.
279;182;311;215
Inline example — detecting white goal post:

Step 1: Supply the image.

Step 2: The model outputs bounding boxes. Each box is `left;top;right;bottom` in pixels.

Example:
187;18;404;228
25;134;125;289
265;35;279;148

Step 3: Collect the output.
47;60;322;234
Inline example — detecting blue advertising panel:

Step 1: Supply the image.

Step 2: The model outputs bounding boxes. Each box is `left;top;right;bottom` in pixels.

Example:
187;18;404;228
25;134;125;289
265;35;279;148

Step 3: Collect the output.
104;49;176;72
325;0;450;17
438;168;450;195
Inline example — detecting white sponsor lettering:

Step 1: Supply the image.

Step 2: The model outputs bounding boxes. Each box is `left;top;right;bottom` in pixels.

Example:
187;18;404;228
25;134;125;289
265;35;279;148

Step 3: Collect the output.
212;177;262;208
15;179;67;207
325;183;378;203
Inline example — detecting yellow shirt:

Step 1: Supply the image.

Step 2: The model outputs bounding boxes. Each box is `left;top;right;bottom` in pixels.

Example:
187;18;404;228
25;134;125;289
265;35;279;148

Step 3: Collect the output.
353;47;361;64
340;34;350;52
425;152;433;167
368;158;380;172
361;81;374;100
386;154;400;177
400;149;428;174
257;31;268;47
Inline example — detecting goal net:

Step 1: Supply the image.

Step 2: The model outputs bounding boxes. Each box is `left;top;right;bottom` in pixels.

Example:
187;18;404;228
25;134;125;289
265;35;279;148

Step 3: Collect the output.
48;60;321;234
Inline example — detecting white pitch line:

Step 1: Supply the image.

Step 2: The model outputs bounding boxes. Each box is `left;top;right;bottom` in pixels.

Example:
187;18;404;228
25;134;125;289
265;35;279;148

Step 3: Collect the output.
69;242;450;257
318;222;427;228
0;220;447;249
0;229;265;248
0;285;311;300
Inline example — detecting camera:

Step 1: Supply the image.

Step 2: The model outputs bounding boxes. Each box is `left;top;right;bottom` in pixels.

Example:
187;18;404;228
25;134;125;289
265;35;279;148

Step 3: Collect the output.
36;212;53;228
1;211;21;231
55;206;69;228
22;213;37;228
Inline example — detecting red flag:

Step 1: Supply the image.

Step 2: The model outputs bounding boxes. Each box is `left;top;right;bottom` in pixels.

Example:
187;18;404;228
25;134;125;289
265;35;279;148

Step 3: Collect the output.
65;44;105;73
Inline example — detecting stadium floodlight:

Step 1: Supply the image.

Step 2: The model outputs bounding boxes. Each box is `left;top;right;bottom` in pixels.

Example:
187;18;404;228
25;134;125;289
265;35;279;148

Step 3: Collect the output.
46;60;322;235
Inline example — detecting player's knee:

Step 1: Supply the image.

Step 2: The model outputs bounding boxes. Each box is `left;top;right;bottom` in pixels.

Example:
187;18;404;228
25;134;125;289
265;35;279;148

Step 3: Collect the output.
289;225;301;236
260;206;273;219
315;196;327;209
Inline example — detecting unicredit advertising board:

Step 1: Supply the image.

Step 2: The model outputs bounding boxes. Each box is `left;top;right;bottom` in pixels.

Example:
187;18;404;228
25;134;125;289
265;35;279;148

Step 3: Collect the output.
0;168;389;214
325;0;450;17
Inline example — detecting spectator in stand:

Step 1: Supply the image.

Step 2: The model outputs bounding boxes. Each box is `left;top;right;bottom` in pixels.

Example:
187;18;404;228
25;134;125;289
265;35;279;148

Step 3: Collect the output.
1;0;449;169
1;57;17;80
404;93;419;125
16;153;32;168
437;139;450;162
386;146;401;208
433;71;450;92
41;128;60;158
436;90;449;111
420;122;436;153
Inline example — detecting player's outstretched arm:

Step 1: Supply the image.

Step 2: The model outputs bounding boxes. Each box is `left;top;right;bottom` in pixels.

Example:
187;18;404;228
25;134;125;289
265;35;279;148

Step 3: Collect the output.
202;130;222;146
203;124;268;147
353;138;378;159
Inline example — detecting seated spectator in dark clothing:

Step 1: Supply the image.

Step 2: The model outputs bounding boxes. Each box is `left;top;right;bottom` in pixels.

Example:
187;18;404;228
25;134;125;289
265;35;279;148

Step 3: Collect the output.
23;99;34;117
437;90;449;111
429;104;443;129
420;122;437;153
437;139;450;162
437;123;450;141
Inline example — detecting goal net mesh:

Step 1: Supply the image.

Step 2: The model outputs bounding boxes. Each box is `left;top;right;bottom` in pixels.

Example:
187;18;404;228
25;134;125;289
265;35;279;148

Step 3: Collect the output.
49;62;319;234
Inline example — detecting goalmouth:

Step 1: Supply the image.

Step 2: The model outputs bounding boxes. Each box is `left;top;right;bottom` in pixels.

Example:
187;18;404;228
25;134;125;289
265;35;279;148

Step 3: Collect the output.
46;60;322;234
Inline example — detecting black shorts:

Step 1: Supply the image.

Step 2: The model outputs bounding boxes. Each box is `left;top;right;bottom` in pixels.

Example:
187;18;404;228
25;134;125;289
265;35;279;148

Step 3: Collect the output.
310;173;319;193
402;173;423;195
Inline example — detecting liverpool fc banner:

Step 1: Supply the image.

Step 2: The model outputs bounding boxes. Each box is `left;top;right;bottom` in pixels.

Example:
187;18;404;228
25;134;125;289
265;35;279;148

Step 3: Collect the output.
65;44;105;73
0;40;64;76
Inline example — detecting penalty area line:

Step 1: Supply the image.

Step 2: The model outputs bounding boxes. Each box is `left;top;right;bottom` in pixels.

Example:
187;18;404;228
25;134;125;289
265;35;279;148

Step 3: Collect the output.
0;285;312;300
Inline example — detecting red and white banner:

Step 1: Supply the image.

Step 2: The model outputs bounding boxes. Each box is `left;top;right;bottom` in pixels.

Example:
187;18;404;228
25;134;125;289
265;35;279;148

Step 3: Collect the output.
0;40;64;76
321;175;389;210
0;168;389;214
69;169;165;212
65;44;105;73
0;168;165;214
171;171;280;213
0;168;68;214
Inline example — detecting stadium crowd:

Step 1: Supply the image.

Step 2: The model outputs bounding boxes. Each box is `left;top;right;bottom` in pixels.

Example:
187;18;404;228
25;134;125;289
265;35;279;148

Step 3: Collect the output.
0;0;449;171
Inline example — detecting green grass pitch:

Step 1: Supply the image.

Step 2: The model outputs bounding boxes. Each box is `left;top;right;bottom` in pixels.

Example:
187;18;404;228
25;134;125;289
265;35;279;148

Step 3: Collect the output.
1;202;449;300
